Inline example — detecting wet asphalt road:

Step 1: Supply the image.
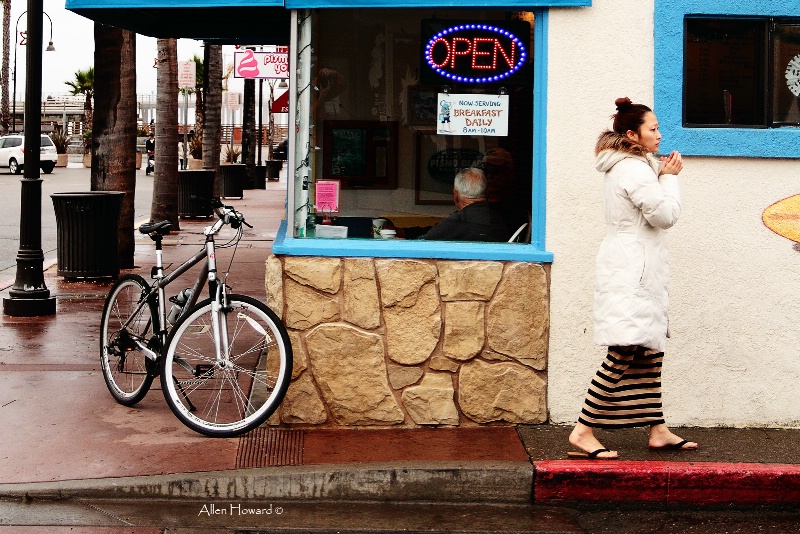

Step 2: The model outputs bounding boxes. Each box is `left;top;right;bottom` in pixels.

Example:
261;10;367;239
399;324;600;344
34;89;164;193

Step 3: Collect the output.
1;498;799;532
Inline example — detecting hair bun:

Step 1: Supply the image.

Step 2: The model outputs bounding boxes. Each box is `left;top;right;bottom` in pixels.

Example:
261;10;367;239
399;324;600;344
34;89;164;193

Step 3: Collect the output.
615;97;633;111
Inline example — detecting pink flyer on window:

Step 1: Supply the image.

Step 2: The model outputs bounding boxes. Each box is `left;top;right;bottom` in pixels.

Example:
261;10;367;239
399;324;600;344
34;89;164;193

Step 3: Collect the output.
315;180;340;213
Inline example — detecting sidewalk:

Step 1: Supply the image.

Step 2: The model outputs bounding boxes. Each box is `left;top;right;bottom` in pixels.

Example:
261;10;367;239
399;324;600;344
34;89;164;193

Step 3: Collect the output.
1;177;799;507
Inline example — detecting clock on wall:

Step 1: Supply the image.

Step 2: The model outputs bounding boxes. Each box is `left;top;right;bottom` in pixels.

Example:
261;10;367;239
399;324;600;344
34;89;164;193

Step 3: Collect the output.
786;54;800;97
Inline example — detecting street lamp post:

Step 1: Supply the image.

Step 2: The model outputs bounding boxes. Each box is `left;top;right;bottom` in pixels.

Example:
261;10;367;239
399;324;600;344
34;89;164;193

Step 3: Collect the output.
3;0;56;316
11;9;54;133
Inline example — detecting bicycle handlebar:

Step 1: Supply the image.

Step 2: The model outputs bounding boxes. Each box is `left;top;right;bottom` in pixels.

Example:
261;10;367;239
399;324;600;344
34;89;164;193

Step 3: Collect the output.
189;196;252;230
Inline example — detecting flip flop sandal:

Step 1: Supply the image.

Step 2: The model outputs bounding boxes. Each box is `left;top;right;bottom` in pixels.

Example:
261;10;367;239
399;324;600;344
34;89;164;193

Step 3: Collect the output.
567;448;618;460
649;439;698;451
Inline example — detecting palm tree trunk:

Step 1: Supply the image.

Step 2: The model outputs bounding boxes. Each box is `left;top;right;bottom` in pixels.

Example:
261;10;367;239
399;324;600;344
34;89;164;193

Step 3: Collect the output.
1;0;10;134
91;24;137;268
242;77;256;185
203;43;222;196
150;38;180;230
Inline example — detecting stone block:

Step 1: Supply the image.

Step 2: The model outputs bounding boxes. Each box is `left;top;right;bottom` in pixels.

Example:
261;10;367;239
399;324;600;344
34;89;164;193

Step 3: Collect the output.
284;278;340;330
264;255;284;319
487;263;548;370
388;365;424;390
376;259;436;308
306;324;404;425
342;258;381;329
458;359;547;424
402;372;459;425
285;256;341;294
281;373;328;424
437;261;504;301
383;281;441;365
443;301;485;361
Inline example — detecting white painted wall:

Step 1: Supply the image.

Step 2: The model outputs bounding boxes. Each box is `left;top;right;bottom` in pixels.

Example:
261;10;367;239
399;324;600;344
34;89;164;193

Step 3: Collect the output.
546;1;800;428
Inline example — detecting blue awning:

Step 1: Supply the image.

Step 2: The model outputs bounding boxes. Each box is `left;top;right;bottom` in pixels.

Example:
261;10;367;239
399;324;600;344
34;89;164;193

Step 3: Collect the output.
66;0;588;42
66;0;290;42
285;0;588;6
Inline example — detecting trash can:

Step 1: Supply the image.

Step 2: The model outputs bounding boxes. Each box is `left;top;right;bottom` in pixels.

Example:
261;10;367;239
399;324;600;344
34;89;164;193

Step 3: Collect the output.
51;191;125;280
266;160;282;181
246;165;267;190
178;169;215;217
218;164;245;199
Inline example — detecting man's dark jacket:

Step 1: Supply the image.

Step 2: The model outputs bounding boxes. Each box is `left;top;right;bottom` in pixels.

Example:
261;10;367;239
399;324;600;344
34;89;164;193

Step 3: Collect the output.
421;200;509;242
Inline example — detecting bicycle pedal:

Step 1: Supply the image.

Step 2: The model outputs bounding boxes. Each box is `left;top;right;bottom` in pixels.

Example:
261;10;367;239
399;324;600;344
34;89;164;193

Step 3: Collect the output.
194;364;214;378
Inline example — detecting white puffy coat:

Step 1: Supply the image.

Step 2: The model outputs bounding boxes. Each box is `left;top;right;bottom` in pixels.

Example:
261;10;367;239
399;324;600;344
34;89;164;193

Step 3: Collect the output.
593;138;681;352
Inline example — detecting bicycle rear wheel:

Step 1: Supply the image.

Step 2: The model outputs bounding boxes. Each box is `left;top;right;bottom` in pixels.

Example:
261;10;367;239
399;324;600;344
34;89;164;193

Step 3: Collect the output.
100;274;158;406
160;294;293;437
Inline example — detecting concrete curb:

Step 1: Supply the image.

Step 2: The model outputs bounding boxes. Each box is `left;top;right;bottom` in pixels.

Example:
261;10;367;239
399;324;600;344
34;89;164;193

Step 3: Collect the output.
0;461;534;504
534;460;800;505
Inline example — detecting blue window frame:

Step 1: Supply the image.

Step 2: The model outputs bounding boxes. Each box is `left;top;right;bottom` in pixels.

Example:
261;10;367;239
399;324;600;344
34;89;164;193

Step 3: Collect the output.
273;8;554;262
655;0;800;158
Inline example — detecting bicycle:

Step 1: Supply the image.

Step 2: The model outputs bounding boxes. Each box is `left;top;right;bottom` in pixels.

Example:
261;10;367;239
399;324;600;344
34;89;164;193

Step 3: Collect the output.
99;199;293;437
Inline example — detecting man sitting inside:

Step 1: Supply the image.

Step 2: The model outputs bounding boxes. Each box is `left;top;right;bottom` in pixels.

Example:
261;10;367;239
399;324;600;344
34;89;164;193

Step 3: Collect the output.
421;167;509;242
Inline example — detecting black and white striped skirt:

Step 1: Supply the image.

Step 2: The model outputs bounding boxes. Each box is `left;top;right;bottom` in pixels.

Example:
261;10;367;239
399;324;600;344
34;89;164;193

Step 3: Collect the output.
578;345;666;428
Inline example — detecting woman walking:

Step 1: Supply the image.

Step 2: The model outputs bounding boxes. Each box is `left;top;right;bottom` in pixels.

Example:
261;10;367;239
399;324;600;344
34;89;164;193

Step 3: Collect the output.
568;97;697;460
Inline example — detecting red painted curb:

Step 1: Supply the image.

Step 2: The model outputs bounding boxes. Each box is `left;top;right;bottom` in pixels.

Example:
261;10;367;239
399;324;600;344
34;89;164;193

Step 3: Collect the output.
534;460;800;505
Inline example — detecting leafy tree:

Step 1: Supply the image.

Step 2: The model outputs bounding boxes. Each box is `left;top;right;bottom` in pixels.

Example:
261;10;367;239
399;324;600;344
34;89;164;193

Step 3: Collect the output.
66;67;95;131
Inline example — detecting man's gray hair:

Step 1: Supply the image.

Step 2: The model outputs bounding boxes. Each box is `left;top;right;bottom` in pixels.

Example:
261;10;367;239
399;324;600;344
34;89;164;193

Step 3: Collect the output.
454;167;487;199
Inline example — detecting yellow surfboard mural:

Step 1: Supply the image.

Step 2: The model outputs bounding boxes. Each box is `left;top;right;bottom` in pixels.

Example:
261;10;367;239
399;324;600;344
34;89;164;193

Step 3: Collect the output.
763;194;800;243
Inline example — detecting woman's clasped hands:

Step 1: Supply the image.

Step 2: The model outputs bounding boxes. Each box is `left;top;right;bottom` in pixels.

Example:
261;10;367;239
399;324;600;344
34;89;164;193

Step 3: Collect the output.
659;150;683;176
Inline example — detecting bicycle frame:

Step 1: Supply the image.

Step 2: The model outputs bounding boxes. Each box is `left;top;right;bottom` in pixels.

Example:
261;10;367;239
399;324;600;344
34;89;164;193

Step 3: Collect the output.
124;217;231;364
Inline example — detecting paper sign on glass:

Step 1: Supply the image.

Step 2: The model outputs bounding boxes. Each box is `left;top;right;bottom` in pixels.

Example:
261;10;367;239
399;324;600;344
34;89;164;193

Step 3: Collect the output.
315;180;341;213
436;93;509;136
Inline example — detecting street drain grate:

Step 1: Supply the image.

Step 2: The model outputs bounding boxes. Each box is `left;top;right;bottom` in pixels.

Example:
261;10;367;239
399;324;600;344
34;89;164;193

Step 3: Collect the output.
236;428;304;468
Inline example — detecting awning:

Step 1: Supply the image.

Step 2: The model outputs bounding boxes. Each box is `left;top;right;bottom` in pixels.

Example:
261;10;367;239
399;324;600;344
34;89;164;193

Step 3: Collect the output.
65;0;291;42
66;0;588;40
285;0;589;6
271;91;289;113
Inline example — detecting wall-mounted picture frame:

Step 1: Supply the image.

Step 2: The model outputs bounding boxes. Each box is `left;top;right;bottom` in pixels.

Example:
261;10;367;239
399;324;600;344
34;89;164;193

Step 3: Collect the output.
415;130;489;205
406;86;438;127
323;120;398;189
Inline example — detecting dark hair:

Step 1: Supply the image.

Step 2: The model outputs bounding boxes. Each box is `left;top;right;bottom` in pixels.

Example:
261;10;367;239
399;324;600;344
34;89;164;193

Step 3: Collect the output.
611;97;652;136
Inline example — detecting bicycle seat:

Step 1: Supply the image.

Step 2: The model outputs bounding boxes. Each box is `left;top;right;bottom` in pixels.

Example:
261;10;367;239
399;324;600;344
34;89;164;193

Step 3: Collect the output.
139;220;172;235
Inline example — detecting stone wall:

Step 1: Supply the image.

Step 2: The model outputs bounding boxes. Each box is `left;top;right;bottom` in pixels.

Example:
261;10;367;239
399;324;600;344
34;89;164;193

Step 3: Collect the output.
264;255;550;427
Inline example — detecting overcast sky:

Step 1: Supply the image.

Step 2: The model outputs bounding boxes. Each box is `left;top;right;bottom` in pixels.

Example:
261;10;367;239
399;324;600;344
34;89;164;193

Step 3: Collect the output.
9;0;236;97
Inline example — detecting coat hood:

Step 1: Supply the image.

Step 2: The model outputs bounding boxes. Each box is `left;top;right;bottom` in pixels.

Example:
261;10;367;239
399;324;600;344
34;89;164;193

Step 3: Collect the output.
594;130;657;174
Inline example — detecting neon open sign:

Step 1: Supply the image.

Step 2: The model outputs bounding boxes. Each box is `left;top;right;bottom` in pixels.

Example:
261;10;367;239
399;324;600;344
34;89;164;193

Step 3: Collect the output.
424;24;527;84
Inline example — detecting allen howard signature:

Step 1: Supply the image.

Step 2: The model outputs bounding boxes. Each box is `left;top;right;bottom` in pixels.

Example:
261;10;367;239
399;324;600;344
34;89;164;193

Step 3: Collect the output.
199;503;284;516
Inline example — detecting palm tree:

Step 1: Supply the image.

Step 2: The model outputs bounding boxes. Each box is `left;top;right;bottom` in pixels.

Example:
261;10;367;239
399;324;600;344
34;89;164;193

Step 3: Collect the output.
192;54;204;133
202;43;222;196
66;67;95;131
91;24;137;268
242;77;256;184
1;0;10;134
150;38;180;229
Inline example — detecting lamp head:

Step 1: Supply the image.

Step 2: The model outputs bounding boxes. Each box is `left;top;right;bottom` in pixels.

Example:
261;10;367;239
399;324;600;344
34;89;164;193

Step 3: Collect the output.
46;41;55;52
278;79;288;88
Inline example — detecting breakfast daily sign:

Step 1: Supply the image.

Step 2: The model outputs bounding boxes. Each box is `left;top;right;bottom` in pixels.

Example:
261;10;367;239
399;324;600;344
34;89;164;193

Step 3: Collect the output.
436;93;509;136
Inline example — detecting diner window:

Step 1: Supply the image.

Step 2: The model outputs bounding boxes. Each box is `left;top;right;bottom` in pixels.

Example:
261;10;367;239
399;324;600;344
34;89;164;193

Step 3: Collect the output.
684;17;800;127
296;8;535;245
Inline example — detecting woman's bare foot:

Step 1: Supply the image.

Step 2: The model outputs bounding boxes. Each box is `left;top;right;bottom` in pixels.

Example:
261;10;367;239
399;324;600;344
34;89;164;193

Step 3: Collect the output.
648;423;698;450
569;422;619;459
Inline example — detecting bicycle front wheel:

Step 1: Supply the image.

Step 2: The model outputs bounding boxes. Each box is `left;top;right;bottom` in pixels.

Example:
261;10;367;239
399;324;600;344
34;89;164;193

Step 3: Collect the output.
160;294;293;437
100;274;158;406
